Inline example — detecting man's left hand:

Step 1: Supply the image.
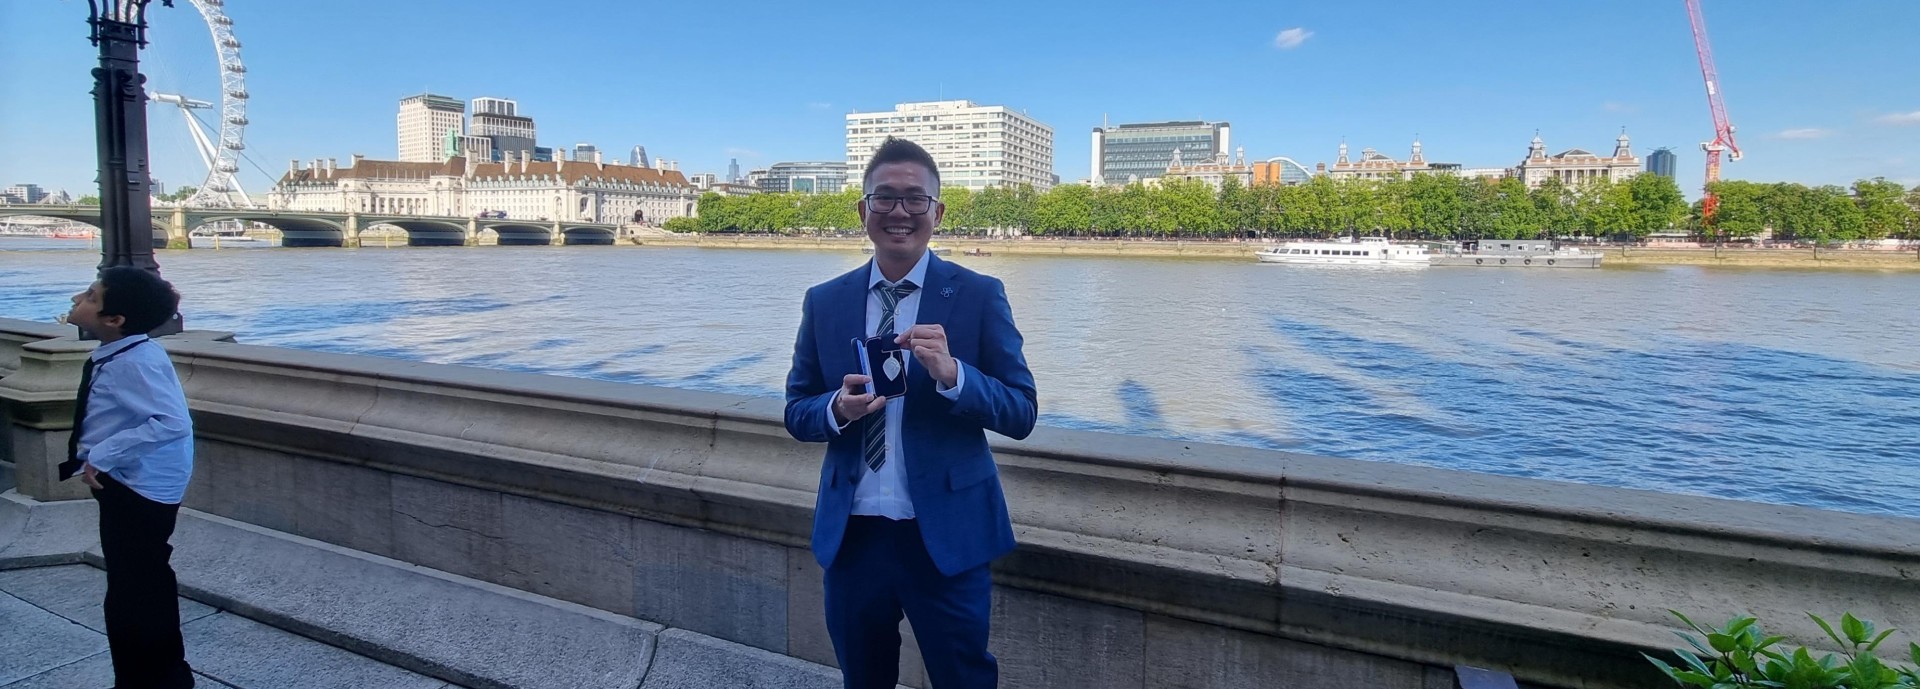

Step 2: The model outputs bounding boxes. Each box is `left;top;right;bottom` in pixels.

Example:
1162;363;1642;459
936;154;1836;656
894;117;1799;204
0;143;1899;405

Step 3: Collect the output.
897;324;957;387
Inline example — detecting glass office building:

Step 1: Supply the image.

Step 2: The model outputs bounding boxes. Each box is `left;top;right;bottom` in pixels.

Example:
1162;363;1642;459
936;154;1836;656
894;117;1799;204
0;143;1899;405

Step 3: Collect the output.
1092;121;1229;185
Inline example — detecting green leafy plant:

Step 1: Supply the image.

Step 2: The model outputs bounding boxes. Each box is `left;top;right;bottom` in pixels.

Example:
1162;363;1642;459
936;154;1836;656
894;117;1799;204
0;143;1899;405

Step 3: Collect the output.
1647;611;1920;688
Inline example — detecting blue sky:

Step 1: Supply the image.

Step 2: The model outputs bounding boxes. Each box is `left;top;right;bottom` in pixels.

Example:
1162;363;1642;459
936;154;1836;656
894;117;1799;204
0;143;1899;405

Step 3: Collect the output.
4;0;1918;200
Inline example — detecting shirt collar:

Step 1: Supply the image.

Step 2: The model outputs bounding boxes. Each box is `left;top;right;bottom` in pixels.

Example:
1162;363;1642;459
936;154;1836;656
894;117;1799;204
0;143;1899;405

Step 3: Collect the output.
91;334;150;361
867;250;932;290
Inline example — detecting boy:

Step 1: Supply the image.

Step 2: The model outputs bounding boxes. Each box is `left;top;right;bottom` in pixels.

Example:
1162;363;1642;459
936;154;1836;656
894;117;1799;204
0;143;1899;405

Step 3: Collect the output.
61;266;196;689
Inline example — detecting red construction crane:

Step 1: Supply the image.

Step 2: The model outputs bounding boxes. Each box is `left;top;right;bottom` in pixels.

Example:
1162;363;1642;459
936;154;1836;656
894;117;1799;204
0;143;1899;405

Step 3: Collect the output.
1685;0;1742;226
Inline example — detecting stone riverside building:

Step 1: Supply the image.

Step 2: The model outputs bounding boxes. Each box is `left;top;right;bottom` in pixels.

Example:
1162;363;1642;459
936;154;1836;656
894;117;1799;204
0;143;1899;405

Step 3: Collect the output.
1315;133;1639;188
1513;131;1641;189
267;153;698;224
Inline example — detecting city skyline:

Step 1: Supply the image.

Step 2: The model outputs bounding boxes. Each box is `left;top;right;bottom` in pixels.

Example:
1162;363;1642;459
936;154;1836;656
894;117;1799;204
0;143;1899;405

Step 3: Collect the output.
3;0;1918;201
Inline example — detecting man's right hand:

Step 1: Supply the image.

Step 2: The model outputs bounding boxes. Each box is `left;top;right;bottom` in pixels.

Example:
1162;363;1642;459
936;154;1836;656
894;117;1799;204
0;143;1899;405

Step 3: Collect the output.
832;374;889;426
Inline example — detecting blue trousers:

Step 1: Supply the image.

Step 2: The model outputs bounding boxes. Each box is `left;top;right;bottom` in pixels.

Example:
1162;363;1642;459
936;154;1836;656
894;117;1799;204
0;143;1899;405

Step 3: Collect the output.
824;516;996;689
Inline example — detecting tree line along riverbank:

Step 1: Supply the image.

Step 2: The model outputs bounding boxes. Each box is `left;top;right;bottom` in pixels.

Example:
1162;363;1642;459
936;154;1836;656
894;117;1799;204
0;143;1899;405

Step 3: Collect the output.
662;175;1920;245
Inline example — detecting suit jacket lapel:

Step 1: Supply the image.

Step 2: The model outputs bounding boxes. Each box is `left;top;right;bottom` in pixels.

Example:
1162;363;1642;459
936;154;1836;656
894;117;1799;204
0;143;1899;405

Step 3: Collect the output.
909;255;957;391
915;254;956;332
829;262;870;372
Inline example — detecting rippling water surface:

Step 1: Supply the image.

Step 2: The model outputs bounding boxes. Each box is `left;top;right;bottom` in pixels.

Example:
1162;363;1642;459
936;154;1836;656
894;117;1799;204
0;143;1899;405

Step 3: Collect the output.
5;238;1917;518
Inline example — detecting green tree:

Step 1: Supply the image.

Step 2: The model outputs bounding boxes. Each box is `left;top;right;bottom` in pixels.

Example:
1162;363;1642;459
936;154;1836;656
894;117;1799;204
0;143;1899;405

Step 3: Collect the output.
1457;178;1497;238
939;187;975;233
1030;183;1094;236
1586;178;1638;240
1245;182;1287;237
1007;184;1038;236
1159;177;1222;236
1298;176;1347;235
1853;178;1911;241
1407;173;1463;240
1487;177;1541;239
1531;177;1576;237
661;216;699;233
694;192;736;232
1906;187;1920;239
1705;180;1768;240
972;186;1017;236
77;195;101;205
1111;183;1159;235
1627;173;1687;239
1217;177;1255;236
1825;184;1866;242
1374;177;1412;239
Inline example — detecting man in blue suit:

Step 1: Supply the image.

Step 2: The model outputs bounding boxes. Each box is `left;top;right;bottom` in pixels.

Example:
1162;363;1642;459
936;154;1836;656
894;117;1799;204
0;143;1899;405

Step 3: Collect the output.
785;137;1038;689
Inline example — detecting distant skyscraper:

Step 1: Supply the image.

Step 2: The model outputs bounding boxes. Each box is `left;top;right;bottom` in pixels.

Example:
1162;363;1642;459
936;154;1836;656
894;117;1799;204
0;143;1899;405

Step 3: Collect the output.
1647;147;1677;178
472;97;517;117
630;146;650;168
397;94;465;162
728;158;741;183
573;143;599;163
471;97;536;162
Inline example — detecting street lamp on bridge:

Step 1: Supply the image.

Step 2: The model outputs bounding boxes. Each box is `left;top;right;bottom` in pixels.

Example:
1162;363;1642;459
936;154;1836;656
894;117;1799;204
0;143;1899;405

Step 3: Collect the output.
86;0;182;336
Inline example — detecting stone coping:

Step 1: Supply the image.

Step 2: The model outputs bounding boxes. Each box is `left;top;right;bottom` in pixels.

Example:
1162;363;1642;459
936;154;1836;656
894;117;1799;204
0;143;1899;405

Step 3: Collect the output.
0;319;72;376
11;327;1912;687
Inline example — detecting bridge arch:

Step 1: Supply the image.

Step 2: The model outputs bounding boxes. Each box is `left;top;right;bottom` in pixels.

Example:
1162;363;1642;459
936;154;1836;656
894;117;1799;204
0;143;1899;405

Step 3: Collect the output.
559;224;616;246
199;213;347;247
360;217;469;247
478;221;556;246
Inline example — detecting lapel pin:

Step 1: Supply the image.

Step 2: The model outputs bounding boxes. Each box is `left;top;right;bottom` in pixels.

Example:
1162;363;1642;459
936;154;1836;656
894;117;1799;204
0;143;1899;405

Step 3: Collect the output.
941;287;955;298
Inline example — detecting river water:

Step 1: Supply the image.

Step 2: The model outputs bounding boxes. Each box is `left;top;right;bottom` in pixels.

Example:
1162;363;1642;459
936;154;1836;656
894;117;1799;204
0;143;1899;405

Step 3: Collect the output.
4;238;1917;519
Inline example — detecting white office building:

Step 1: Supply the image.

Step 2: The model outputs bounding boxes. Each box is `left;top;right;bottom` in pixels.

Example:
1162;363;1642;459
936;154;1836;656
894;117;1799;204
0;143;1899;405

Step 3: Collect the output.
845;100;1054;192
397;94;466;163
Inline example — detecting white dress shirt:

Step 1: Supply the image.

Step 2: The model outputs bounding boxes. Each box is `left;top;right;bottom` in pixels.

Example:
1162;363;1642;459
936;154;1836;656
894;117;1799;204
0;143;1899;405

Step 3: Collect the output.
826;250;966;519
76;335;195;504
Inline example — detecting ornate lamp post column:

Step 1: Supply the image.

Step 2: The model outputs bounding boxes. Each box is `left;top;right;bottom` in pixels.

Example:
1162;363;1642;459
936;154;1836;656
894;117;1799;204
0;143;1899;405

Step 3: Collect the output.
87;0;181;336
88;0;169;273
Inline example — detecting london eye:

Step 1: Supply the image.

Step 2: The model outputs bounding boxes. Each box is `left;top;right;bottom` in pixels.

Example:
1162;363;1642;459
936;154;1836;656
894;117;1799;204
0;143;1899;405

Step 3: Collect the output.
150;0;253;208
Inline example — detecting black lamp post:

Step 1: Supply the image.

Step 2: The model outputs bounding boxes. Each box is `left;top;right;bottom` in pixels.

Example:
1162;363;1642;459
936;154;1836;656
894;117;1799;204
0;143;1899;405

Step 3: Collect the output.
88;0;168;272
86;0;181;336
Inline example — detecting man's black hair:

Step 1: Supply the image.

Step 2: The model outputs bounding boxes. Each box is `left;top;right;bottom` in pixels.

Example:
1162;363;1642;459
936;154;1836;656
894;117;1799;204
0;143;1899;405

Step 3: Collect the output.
863;137;941;193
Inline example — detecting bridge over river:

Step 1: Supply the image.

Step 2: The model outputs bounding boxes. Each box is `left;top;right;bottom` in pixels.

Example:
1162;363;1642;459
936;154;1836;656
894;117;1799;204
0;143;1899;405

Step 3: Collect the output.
0;204;626;247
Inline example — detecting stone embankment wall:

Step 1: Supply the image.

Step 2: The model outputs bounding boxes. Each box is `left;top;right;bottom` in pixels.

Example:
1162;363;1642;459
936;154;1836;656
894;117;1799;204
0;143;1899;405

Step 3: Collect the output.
4;317;1915;688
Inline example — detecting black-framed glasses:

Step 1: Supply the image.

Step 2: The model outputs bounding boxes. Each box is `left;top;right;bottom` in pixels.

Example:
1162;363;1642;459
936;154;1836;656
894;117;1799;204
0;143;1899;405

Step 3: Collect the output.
864;193;937;215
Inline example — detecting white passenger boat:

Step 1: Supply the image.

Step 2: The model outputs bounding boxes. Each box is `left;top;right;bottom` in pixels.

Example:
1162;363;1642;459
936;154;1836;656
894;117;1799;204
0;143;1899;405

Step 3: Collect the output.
1255;237;1430;267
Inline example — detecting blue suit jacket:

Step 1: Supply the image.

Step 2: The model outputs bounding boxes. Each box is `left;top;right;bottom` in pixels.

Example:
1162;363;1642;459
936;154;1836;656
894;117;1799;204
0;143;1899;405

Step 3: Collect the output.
784;254;1037;576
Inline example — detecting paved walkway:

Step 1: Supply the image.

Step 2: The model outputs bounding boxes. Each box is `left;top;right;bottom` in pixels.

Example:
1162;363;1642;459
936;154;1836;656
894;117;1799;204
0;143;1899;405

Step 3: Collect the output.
1;564;457;688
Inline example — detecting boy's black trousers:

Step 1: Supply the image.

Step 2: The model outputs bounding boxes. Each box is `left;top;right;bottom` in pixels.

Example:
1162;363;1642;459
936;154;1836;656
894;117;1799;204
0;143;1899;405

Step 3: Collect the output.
94;474;195;689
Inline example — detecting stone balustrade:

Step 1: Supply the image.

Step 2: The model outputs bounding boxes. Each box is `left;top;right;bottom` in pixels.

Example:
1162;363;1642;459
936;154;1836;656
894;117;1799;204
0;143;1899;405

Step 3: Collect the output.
2;317;1915;688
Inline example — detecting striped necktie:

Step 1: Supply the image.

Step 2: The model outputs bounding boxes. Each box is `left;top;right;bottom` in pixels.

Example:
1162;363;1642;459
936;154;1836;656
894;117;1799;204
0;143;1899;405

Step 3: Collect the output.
864;280;918;473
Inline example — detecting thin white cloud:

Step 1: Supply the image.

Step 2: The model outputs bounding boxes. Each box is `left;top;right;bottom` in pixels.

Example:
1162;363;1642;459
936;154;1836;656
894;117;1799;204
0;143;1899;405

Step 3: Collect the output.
1769;128;1832;140
1273;28;1313;50
807;102;833;111
1874;110;1920;125
1602;101;1638;114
